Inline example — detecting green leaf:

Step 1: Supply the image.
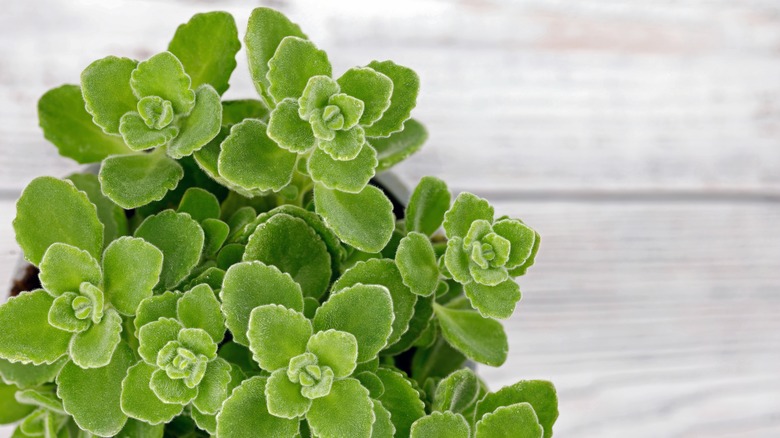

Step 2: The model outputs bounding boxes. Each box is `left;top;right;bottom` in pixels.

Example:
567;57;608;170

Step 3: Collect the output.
508;230;540;277
492;219;537;269
244;214;331;300
177;284;226;343
0;291;71;365
134;210;204;290
306;330;358;379
216;376;300;438
307;378;373;438
355;371;384;399
38;85;132;164
369;118;428;172
48;292;88;333
247;305;311;371
190;407;217;435
267;99;316;153
410;412;470;438
308;143;378;193
0;381;36;424
220;261;304;346
80;56;138;134
475;403;543;438
371;399;395;438
178;327;218;360
177;187;221;223
120;362;183;425
317;125;365;161
406;176;450;236
192;358;233;415
118;112;178;151
39;243;101;297
138;318;182;365
433;304;507;366
267;37;331;103
336;67;393;127
265;369;311;419
443;193;494;239
0;358;66;388
383;294;434;355
395;233;439;297
314;184;394;253
222;99;270;125
14;177;103;266
149;369;197;405
202;219;230;258
363;61;419;137
69;308;122;369
57;342;134;436
464;280;521;320
133;292;180;336
313;284;394;363
375;368;426;437
168;11;240;95
218;118;297;192
115;418;165;438
99;152;184;209
130;52;195;115
475;381;558;438
432;368;479;414
167;84;223;159
68;173;128;248
332;259;416;349
102;237;163;315
245;7;306;101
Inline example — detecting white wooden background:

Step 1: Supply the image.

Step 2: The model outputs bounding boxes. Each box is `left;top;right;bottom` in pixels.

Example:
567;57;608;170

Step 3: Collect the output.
2;0;780;436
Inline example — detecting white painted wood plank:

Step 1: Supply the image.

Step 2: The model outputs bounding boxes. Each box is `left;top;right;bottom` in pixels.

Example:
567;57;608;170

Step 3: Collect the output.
1;0;779;194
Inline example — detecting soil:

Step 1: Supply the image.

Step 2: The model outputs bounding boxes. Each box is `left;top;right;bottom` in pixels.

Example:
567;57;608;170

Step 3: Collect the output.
10;264;40;297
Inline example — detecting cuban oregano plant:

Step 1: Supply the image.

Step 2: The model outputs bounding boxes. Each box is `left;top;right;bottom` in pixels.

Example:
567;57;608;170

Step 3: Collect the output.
1;7;557;438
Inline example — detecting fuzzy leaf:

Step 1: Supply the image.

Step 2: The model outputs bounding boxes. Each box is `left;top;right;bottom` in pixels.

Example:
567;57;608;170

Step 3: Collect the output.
410;412;470;438
220;261;304;346
337;67;393;126
396;233;439;297
313;284;394;363
244;214;331;299
317;126;365;161
245;7;306;100
247;305;311;371
307;378;373;438
370;118;428;172
177;187;221;223
192;358;233;415
306;330;358;379
464;280;521;320
102;237;163;315
0;382;36;424
99;152;184;209
14;177;103;266
150;369;198;405
39;85;132;163
332;259;416;349
383;294;434;355
443;193;494;239
190;407;217;435
167;84;222;159
216;376;300;438
39;243;101;297
371;399;395;438
115;419;165;438
222;99;269;125
0;291;71;365
508;230;540;277
493;219;537;269
80;56;138;134
57;342;134;436
308;143;377;193
69;308;122;369
130;52;194;115
138;318;182;365
267;98;316;153
265;369;311;418
120;362;183;425
118;112;178;151
363;61;419;137
375;368;426;437
0;358;66;388
267;36;331;103
134;210;204;290
202;219;230;258
177;284;226;343
355;371;384;399
68;173;128;248
178;327;218;360
475;381;558;438
475;403;543;438
134;292;180;336
434;304;507;366
168;12;240;95
218;118;297;192
314;184;394;253
432;368;479;414
406;176;450;236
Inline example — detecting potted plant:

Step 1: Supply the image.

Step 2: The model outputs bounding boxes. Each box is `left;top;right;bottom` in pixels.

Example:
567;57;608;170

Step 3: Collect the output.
0;7;558;438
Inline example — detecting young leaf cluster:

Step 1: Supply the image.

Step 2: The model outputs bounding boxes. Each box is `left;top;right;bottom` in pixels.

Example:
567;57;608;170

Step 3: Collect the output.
3;7;556;438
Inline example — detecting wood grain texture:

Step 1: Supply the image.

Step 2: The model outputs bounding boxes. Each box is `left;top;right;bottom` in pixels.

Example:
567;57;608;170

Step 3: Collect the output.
1;0;779;437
